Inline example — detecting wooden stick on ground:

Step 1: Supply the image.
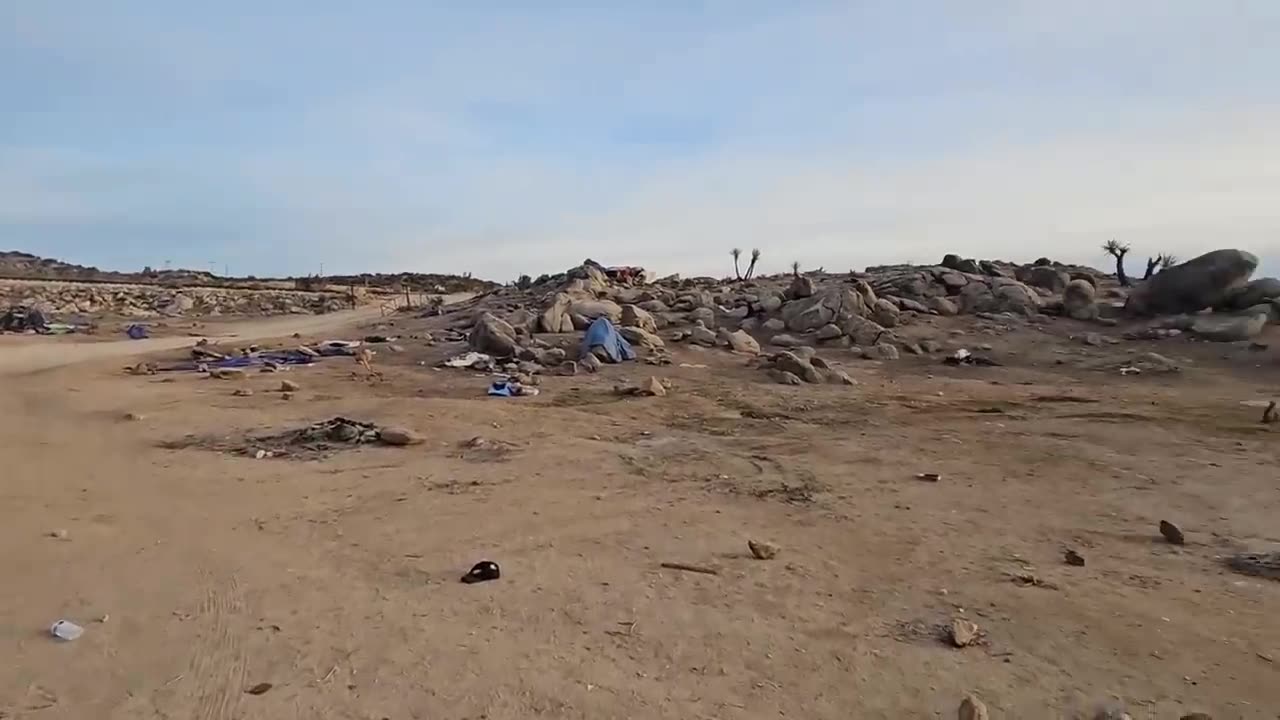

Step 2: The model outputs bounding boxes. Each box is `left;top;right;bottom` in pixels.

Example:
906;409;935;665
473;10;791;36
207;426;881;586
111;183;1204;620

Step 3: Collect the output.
660;562;720;575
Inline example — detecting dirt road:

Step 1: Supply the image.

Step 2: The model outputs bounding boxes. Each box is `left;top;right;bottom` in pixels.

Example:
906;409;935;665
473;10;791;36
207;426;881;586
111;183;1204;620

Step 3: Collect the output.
0;295;471;375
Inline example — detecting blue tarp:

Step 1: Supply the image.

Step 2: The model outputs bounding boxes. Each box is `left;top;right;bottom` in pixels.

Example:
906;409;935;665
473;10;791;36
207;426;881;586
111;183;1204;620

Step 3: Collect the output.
125;324;149;340
580;317;635;363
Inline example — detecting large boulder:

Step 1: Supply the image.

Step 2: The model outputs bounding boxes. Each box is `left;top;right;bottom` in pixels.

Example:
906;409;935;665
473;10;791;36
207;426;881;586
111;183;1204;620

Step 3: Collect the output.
1024;266;1070;292
787;274;816;299
840;315;889;346
990;279;1042;315
1189;311;1268;342
569;298;623;322
926;296;958;316
619;326;665;349
782;288;866;332
620;304;658;333
471;312;520;357
1126;249;1259;315
870;298;900;328
1221;277;1280;311
539;292;574;333
1062;279;1098;320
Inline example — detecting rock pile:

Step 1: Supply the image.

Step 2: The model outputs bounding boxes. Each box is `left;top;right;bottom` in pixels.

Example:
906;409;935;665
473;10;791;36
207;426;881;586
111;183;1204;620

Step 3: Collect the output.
0;280;350;318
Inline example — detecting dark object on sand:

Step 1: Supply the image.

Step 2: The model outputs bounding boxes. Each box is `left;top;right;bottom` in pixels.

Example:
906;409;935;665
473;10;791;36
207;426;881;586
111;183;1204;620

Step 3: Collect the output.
1159;520;1185;545
461;561;501;584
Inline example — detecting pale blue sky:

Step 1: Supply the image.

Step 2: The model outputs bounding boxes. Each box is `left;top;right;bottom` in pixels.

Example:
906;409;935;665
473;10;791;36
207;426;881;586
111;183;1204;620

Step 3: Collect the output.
3;1;1279;280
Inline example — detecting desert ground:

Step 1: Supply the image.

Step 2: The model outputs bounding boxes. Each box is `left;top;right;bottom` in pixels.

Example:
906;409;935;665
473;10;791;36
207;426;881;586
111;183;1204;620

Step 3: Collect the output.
2;295;1278;719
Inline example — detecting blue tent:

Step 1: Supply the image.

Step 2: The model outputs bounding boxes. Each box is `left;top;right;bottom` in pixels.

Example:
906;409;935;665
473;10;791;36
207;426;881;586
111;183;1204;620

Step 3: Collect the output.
580;317;635;363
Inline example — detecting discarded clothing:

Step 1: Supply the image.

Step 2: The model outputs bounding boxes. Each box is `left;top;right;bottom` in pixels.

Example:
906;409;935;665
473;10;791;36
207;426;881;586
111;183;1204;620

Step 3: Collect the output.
580;317;635;363
125;324;149;340
488;380;539;397
461;560;501;584
315;340;363;356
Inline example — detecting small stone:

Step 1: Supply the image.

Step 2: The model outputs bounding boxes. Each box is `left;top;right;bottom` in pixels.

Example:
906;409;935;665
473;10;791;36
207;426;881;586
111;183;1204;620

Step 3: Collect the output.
748;540;780;560
233;388;254;397
958;694;989;720
1064;549;1086;566
49;529;68;540
950;618;979;647
830;370;858;386
580;353;602;373
328;423;360;442
254;449;268;460
280;380;300;392
1159;520;1185;545
122;412;145;421
1179;714;1213;720
639;377;667;397
280;392;293;401
558;360;579;376
379;427;423;446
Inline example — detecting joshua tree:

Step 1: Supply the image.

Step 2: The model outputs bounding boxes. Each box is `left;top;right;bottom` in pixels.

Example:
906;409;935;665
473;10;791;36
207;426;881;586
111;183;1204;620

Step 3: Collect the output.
744;248;762;280
731;248;743;281
1102;239;1131;286
790;260;801;277
1142;252;1180;280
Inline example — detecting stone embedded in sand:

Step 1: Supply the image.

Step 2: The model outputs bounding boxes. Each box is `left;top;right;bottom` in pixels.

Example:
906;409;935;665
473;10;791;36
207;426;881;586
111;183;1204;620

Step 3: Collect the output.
769;369;803;385
122;412;145;421
688;324;718;346
958;695;989;720
829;370;857;386
1063;279;1098;320
773;351;823;384
1178;714;1213;720
927;296;959;316
579;353;602;373
721;329;761;355
748;540;780;560
233;388;254;397
280;379;300;392
379;427;423;446
1159;520;1185;545
872;343;900;361
209;367;246;380
950;618;980;647
1189;312;1268;343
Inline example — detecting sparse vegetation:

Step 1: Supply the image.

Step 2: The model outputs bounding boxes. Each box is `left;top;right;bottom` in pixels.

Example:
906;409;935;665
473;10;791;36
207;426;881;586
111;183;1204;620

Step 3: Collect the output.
1102;239;1131;286
514;274;533;290
1143;252;1180;280
744;248;762;280
731;248;743;281
791;260;801;277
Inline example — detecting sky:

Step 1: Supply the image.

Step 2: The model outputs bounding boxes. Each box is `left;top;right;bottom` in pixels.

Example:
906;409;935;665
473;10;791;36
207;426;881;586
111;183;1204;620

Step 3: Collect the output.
3;1;1279;282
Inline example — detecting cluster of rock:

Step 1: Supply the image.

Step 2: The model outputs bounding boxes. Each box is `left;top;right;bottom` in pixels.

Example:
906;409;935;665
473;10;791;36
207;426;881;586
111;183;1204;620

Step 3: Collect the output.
0;280;351;318
452;248;1275;382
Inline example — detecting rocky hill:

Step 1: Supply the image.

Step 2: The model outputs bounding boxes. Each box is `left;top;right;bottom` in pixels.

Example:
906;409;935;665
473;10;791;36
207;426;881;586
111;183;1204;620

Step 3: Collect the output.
0;250;496;295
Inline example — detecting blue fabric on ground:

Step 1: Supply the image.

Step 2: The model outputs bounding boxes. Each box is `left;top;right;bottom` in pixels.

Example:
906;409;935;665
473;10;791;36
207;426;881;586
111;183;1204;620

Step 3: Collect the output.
487;381;515;397
580;317;635;363
125;324;149;339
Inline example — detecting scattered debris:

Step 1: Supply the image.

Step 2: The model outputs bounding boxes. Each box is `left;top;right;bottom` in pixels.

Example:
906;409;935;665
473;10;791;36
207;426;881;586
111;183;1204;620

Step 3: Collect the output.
943;349;1001;367
122;412;145;421
1159;520;1186;545
443;351;495;371
487;379;540;397
461;560;501;584
48;529;68;540
49;620;84;641
949;618;980;648
1226;551;1280;580
245;683;273;696
1064;549;1086;567
617;377;669;397
1008;571;1060;590
916;472;941;482
660;562;720;576
232;388;254;397
747;540;780;560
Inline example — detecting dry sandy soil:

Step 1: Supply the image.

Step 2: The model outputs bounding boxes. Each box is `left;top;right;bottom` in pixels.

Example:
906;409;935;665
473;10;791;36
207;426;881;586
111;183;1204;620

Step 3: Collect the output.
2;303;1278;719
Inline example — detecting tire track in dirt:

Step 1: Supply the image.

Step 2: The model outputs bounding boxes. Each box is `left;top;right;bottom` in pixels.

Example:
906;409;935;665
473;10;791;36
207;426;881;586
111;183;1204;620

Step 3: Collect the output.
184;575;248;720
